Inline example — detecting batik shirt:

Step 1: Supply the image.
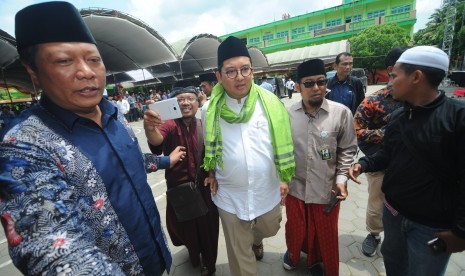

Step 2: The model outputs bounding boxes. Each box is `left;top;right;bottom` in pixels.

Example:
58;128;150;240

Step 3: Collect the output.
354;86;403;156
0;96;171;275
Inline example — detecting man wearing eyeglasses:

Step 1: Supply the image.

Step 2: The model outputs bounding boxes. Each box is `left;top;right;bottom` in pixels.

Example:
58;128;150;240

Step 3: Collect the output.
284;59;357;275
201;36;295;276
326;52;365;114
145;80;219;276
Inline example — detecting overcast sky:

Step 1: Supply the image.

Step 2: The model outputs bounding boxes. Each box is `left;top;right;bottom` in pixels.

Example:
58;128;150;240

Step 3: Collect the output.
1;0;442;43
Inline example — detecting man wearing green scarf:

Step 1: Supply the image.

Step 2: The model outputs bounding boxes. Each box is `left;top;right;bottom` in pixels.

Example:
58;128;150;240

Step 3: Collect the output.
201;36;295;276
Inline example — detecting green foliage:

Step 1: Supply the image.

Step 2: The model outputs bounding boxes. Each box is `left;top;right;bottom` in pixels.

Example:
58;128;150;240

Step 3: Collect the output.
413;1;465;66
349;24;410;82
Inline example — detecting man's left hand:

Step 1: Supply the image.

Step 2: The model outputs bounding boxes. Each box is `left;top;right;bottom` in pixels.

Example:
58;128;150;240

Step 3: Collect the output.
280;182;289;206
435;230;465;253
334;183;348;200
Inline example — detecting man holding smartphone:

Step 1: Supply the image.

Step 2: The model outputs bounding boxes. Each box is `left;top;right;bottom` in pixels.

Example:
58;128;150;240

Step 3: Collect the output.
349;46;465;275
145;81;219;276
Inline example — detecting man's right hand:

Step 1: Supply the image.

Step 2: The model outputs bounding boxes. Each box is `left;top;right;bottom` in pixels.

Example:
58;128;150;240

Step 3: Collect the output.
204;170;218;195
143;100;162;132
143;100;165;146
348;163;362;184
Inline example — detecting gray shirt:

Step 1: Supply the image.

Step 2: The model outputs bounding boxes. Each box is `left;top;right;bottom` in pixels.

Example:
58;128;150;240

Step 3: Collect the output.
287;99;357;204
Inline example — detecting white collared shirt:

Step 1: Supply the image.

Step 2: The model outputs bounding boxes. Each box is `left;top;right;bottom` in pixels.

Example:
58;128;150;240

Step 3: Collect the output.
202;94;281;221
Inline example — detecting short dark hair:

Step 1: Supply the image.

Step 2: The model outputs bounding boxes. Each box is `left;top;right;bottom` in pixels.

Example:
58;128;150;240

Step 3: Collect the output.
399;63;445;88
18;45;39;71
335;52;352;65
385;46;411;68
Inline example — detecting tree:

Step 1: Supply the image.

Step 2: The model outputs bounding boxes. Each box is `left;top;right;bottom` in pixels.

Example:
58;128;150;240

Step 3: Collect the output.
349;24;410;84
413;1;465;69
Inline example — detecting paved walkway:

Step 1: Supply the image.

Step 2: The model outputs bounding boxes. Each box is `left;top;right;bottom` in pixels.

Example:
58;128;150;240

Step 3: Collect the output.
1;85;464;275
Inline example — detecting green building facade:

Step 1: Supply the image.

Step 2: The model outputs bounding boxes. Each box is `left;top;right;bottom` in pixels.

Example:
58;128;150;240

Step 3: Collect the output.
220;0;416;54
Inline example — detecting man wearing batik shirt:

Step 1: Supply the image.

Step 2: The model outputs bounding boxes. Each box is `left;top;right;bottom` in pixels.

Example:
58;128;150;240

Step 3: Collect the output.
353;46;408;257
0;2;181;275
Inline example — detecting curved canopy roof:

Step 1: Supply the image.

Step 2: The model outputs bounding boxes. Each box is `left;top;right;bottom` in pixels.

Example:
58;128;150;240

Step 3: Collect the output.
81;8;178;73
0;30;17;69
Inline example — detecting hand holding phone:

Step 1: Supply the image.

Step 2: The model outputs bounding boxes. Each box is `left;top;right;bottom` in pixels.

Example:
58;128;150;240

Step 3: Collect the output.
323;191;341;214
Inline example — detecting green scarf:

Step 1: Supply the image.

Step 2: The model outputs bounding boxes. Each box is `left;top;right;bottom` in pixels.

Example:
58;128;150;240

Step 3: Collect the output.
202;83;295;183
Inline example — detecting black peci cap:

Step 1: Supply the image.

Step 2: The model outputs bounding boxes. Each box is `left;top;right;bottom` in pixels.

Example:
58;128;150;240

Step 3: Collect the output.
15;1;96;51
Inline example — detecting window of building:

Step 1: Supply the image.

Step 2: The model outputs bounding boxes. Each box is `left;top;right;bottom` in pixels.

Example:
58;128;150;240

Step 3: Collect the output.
308;23;323;31
277;30;289;38
367;9;386;19
326;19;342;27
291;27;305;35
248;37;260;44
345;14;362;23
391;4;411;14
262;33;274;41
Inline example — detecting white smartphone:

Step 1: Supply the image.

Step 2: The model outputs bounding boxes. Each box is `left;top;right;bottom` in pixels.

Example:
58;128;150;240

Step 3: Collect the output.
148;98;182;120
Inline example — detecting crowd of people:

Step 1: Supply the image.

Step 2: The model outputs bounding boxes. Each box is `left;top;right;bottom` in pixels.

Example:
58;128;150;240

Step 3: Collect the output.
1;2;464;276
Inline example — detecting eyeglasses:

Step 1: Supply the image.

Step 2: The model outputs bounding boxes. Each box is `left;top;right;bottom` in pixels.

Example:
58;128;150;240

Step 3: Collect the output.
302;79;327;88
176;96;197;103
223;66;253;79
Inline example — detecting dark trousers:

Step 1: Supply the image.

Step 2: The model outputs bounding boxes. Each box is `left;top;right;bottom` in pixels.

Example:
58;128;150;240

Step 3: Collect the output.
288;89;294;99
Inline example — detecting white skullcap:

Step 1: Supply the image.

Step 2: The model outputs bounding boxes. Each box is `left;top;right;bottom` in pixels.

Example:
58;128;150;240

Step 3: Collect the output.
397;46;449;72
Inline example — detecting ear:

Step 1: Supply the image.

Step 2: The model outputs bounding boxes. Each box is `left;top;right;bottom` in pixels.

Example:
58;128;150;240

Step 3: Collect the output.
411;69;423;85
215;71;222;84
23;63;40;86
295;82;301;93
333;63;337;70
386;66;393;74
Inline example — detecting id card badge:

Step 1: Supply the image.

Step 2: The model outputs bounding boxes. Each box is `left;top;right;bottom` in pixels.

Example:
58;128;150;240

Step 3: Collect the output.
320;145;331;160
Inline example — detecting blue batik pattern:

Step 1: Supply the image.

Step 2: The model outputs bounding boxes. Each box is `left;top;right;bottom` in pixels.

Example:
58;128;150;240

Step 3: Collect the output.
0;114;157;275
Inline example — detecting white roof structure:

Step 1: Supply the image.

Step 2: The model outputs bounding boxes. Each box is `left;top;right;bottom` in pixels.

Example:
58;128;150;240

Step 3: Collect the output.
266;40;350;69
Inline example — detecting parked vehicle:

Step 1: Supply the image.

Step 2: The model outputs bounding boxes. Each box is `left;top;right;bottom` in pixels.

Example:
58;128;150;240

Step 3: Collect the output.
351;68;368;93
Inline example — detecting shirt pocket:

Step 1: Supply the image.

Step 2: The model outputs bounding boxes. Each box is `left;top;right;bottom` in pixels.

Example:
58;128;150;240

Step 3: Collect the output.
317;131;338;160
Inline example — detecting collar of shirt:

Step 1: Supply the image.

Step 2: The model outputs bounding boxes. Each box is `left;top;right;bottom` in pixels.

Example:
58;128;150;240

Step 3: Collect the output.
40;94;118;131
225;93;248;113
294;98;330;114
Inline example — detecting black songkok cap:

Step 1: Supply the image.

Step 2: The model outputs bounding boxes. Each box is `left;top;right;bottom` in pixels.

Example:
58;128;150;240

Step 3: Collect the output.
297;59;326;80
15;1;96;51
199;73;217;83
217;36;251;68
171;80;199;98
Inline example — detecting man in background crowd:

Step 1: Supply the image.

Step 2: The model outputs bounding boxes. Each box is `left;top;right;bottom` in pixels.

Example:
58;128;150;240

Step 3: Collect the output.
286;77;295;99
260;76;273;92
198;72;217;107
326;52;365;114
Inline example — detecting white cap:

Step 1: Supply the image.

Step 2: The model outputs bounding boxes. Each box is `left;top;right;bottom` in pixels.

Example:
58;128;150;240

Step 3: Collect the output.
397;46;449;72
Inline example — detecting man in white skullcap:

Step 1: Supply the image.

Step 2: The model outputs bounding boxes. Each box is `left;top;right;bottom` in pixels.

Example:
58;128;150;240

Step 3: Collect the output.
349;46;465;275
